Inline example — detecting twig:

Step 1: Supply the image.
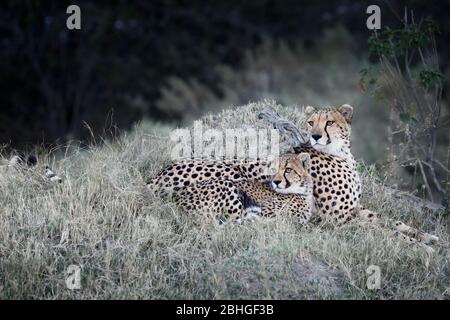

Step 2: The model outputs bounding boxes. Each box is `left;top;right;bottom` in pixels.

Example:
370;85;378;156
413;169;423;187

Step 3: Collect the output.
417;160;434;202
421;161;446;194
257;108;309;147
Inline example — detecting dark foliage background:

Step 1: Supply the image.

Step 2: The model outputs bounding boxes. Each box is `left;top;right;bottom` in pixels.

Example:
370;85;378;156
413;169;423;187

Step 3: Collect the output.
1;0;449;149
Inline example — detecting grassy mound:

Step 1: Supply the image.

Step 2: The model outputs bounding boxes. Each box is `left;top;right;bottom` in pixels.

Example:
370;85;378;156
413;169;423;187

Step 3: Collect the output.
0;101;448;299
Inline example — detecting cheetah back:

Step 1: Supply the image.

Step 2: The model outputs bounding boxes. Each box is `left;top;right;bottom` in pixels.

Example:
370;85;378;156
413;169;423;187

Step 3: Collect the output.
148;159;271;192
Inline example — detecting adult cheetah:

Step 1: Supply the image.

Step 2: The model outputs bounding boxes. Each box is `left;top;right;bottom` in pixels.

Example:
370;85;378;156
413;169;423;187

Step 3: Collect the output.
300;105;437;245
296;104;361;225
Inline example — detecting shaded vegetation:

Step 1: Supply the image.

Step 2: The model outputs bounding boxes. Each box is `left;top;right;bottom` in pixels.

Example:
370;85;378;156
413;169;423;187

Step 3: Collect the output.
1;0;450;148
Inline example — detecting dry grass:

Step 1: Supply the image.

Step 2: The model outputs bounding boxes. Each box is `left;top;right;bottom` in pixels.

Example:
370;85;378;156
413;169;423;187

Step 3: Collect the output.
0;101;448;299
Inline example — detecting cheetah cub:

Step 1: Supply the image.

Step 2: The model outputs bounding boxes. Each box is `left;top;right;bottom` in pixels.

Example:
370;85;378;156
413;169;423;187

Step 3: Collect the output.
157;153;315;224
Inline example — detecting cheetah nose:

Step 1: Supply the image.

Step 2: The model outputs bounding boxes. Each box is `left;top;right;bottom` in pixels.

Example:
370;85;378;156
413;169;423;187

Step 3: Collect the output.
311;134;322;141
273;180;281;186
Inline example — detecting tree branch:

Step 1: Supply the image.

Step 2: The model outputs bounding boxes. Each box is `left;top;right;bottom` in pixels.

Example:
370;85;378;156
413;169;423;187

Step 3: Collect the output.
258;108;309;147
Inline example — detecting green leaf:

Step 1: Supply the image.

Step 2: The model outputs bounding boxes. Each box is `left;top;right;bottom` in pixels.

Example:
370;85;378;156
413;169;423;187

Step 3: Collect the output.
358;79;366;93
399;112;411;123
419;69;444;90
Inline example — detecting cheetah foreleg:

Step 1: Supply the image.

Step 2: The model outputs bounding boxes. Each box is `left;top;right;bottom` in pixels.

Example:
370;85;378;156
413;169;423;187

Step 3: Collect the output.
242;206;262;222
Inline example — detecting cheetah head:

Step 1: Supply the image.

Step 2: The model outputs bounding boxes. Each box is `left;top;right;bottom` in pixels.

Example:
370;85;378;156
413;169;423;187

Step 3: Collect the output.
304;104;353;157
271;153;312;195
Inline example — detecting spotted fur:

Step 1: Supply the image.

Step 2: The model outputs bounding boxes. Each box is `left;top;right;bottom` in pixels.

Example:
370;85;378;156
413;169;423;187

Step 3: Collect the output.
171;153;314;223
148;158;271;194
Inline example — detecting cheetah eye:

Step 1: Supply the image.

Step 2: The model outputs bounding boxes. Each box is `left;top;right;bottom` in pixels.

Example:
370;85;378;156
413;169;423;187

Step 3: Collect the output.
326;121;335;126
285;168;293;173
307;121;314;126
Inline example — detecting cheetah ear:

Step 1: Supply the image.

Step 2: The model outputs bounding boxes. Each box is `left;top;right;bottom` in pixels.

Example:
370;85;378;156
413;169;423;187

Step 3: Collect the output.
338;104;353;124
304;105;316;117
297;152;311;171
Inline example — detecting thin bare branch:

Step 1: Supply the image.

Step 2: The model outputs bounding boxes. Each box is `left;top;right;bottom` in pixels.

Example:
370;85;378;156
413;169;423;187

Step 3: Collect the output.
418;160;434;202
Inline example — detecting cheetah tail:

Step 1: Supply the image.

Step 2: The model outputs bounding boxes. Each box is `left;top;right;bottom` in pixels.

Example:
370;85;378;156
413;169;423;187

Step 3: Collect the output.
357;206;439;245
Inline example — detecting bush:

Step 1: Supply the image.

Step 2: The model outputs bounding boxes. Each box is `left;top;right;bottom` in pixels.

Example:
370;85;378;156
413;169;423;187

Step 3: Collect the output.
361;16;449;203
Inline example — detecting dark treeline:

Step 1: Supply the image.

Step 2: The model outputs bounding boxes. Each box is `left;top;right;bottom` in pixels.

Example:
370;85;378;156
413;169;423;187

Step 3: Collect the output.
1;0;449;149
